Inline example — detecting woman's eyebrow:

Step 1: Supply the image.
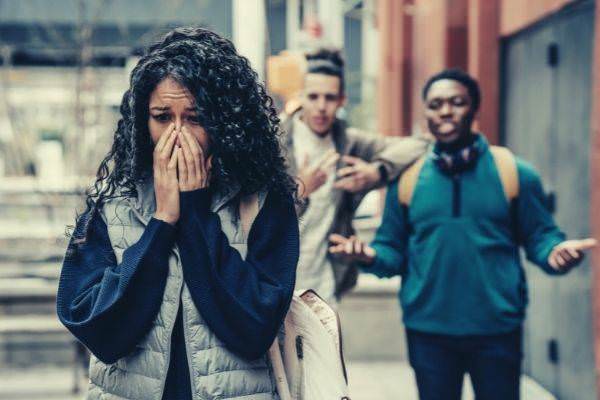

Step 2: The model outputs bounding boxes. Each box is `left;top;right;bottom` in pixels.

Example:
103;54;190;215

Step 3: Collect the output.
150;106;170;111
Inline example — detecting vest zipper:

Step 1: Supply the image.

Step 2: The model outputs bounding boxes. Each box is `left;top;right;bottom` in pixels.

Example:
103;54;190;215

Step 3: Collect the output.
452;174;461;217
127;201;190;398
181;294;203;400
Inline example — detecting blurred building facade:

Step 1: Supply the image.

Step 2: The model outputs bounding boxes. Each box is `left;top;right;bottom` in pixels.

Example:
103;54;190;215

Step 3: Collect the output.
0;0;232;178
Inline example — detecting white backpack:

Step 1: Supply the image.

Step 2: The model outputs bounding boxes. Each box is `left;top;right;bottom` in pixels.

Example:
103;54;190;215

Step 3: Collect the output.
239;195;351;400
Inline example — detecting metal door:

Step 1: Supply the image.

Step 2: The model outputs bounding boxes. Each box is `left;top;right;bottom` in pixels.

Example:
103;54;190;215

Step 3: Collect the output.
501;1;595;398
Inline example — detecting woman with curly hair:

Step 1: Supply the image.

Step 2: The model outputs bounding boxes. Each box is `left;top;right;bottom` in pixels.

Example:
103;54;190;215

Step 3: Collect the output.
57;27;299;400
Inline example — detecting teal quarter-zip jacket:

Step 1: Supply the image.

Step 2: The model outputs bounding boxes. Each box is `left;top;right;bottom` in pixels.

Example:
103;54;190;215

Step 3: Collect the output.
364;136;565;335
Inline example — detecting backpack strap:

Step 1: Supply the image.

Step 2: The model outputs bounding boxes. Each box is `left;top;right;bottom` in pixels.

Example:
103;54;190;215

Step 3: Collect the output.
398;156;427;206
239;193;260;238
489;146;519;201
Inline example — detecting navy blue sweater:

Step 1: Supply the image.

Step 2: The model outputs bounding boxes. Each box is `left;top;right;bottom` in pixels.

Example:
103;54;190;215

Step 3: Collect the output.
57;189;299;399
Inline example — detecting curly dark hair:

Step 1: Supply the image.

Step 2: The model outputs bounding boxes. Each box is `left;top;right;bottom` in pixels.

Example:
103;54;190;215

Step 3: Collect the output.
71;26;296;242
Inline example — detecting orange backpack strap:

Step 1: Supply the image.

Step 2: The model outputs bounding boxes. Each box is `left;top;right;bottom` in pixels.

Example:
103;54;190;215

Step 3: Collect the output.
489;146;519;201
398;156;427;206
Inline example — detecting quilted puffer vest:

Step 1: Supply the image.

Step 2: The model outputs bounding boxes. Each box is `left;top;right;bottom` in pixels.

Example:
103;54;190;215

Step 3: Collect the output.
87;179;277;400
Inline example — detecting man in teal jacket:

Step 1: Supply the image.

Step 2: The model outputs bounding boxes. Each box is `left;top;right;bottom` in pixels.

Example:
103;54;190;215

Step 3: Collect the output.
329;69;597;400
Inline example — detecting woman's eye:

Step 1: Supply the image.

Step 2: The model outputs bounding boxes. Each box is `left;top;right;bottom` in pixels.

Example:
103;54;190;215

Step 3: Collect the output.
187;115;201;125
151;113;170;122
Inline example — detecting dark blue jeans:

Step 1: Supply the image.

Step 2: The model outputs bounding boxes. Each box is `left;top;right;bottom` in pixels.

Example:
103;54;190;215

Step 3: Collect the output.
406;328;522;400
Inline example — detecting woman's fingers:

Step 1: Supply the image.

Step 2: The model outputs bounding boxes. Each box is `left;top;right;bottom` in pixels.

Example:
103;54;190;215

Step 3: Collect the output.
178;130;196;182
181;127;206;185
156;123;176;154
177;146;187;186
193;136;206;182
206;155;213;184
159;129;178;168
168;147;179;178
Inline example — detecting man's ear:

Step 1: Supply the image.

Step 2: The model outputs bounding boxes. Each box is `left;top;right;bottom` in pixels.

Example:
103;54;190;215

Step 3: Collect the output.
340;94;347;108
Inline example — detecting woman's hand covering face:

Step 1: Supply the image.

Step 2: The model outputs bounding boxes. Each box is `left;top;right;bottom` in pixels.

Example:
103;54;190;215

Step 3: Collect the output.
177;125;212;192
153;123;181;225
149;78;214;224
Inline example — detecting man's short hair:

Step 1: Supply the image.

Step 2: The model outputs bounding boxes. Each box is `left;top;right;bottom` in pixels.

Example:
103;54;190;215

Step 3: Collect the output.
305;48;345;93
422;69;481;112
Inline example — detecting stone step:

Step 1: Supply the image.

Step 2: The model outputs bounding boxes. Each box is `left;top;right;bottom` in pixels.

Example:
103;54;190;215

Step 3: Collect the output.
0;262;61;280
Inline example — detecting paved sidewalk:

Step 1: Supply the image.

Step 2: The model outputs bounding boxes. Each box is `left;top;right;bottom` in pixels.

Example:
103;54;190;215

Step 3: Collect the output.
0;361;554;400
347;362;556;400
0;366;83;400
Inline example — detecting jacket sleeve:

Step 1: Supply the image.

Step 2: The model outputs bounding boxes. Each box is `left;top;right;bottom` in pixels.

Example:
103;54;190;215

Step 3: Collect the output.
56;210;176;364
177;189;299;360
347;129;430;186
516;159;566;275
360;180;409;278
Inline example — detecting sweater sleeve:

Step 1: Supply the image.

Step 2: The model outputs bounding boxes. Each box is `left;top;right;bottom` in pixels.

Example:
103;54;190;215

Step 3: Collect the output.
361;180;409;278
516;159;566;275
177;189;299;360
347;129;430;185
56;210;176;364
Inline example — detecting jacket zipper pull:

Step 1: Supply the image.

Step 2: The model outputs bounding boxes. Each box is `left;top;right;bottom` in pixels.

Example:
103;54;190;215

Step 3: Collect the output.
452;174;461;217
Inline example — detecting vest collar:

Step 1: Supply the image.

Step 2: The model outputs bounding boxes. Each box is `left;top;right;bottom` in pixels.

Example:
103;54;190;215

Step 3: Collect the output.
129;177;242;222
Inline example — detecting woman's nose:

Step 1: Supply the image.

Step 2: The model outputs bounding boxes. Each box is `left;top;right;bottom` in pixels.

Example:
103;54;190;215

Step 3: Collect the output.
174;118;182;131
